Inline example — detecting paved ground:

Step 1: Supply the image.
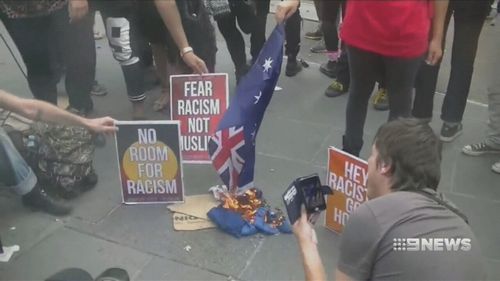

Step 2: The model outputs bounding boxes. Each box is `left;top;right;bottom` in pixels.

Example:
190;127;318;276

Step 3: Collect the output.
1;12;499;281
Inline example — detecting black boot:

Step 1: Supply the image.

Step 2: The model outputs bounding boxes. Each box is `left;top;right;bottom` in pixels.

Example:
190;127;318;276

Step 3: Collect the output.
22;184;72;216
285;59;303;77
79;171;98;193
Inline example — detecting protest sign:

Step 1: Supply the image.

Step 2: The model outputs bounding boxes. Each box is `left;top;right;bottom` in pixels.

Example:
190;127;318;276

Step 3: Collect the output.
115;121;184;204
170;74;229;163
325;147;368;233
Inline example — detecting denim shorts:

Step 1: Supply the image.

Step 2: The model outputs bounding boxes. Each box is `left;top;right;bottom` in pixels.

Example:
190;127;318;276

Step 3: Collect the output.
0;128;36;195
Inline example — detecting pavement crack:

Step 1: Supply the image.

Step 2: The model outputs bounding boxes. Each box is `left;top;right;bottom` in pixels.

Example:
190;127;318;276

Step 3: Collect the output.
237;237;265;280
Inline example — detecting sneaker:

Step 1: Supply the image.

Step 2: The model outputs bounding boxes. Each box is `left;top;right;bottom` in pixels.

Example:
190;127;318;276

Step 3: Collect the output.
305;28;322;40
90;81;108;96
285;60;303;77
372;88;389;111
319;61;337;79
22;184;72;216
440;123;463;142
492;160;500;174
462;141;500;156
325;80;347;98
310;41;327;53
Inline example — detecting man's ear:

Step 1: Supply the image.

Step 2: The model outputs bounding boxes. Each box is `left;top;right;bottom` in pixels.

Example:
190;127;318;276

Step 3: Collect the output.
378;161;392;175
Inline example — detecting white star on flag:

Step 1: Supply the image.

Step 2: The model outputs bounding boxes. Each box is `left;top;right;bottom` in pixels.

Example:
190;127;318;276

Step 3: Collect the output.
254;91;262;104
262;57;273;72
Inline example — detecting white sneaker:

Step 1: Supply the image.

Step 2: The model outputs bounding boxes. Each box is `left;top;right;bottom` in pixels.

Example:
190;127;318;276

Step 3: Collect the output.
492;160;500;174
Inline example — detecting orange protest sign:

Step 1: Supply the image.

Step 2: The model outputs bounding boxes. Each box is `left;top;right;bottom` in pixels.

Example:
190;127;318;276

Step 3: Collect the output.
325;147;368;233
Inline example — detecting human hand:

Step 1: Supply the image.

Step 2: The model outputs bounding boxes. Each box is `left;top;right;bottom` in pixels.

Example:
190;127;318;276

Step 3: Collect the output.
84;117;117;135
182;52;208;75
425;39;443;66
68;0;89;23
275;0;300;24
293;207;318;246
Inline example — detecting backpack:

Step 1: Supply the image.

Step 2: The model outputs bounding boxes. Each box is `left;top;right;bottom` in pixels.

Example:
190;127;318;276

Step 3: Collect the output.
2;109;97;198
29;122;97;199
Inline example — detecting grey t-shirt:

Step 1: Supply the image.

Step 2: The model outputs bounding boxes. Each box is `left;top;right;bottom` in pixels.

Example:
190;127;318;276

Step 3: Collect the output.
337;191;485;281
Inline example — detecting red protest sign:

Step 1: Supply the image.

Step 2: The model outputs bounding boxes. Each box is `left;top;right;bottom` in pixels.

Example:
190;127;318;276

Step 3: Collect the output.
170;74;229;163
325;147;368;233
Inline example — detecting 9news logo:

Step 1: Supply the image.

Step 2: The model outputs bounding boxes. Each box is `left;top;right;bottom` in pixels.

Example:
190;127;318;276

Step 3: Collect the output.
393;238;472;252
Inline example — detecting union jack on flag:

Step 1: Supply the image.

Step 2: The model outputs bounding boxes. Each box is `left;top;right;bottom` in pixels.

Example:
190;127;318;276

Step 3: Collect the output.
208;24;285;193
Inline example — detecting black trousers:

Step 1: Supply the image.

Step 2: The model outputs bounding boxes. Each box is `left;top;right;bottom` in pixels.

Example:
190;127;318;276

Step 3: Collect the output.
413;5;487;122
217;0;301;69
99;8;146;102
1;6;95;111
319;0;343;52
343;46;423;156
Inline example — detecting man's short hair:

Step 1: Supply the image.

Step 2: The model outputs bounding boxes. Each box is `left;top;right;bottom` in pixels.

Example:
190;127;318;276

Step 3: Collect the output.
374;118;442;191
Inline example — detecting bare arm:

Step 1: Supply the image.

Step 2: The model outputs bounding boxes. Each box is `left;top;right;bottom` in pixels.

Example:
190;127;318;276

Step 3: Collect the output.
426;0;449;65
294;208;327;281
275;0;300;23
299;240;327;281
153;0;208;74
431;0;449;43
0;90;116;134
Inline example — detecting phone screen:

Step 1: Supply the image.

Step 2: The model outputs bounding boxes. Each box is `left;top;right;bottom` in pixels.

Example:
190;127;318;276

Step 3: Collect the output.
298;175;326;214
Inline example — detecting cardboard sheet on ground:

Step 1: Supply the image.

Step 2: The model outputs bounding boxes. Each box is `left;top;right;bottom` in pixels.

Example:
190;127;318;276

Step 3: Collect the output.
172;213;215;231
167;194;219;220
168;194;219;230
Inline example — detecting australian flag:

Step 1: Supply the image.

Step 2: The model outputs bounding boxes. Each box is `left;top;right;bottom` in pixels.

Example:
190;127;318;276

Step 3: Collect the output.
208;24;285;193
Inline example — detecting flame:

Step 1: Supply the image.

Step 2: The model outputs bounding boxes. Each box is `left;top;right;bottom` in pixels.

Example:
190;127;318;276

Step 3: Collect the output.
220;188;285;226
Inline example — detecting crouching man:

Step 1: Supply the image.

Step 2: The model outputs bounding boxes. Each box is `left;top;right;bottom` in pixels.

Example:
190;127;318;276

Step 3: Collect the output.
293;119;485;280
0;89;116;215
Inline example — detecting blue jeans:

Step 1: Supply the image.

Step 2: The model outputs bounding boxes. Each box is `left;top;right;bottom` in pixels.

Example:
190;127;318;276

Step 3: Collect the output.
0;128;36;195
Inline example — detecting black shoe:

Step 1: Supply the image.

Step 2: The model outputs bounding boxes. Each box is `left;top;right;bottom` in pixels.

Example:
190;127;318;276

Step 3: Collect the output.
95;268;130;281
440;122;463;142
285;60;303;77
319;61;337;78
22;184;72;216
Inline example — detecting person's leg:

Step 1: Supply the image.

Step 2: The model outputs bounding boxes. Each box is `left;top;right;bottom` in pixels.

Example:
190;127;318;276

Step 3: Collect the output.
319;0;341;78
413;9;452;121
101;11;146;119
325;45;349;97
52;6;95;114
216;14;248;81
0;129;71;215
1;16;58;104
384;55;424;121
250;0;270;63
343;46;380;156
285;8;302;77
0;129;37;196
486;90;500;149
441;11;486;124
304;0;323;40
462;89;500;158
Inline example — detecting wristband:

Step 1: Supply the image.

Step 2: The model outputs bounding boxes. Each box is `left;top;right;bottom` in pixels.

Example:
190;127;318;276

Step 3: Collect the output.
180;47;193;58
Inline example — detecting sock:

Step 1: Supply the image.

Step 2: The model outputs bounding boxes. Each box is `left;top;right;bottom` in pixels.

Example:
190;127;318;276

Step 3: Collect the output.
327;50;341;62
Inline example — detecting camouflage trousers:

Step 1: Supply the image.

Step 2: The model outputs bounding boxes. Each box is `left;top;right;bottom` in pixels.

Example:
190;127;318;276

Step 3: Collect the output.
0;128;36;195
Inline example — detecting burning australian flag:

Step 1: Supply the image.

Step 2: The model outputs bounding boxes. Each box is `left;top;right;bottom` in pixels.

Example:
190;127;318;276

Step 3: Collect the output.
208;24;284;194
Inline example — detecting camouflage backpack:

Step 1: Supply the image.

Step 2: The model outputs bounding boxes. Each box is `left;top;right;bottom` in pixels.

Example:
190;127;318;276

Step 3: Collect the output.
30;121;96;199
